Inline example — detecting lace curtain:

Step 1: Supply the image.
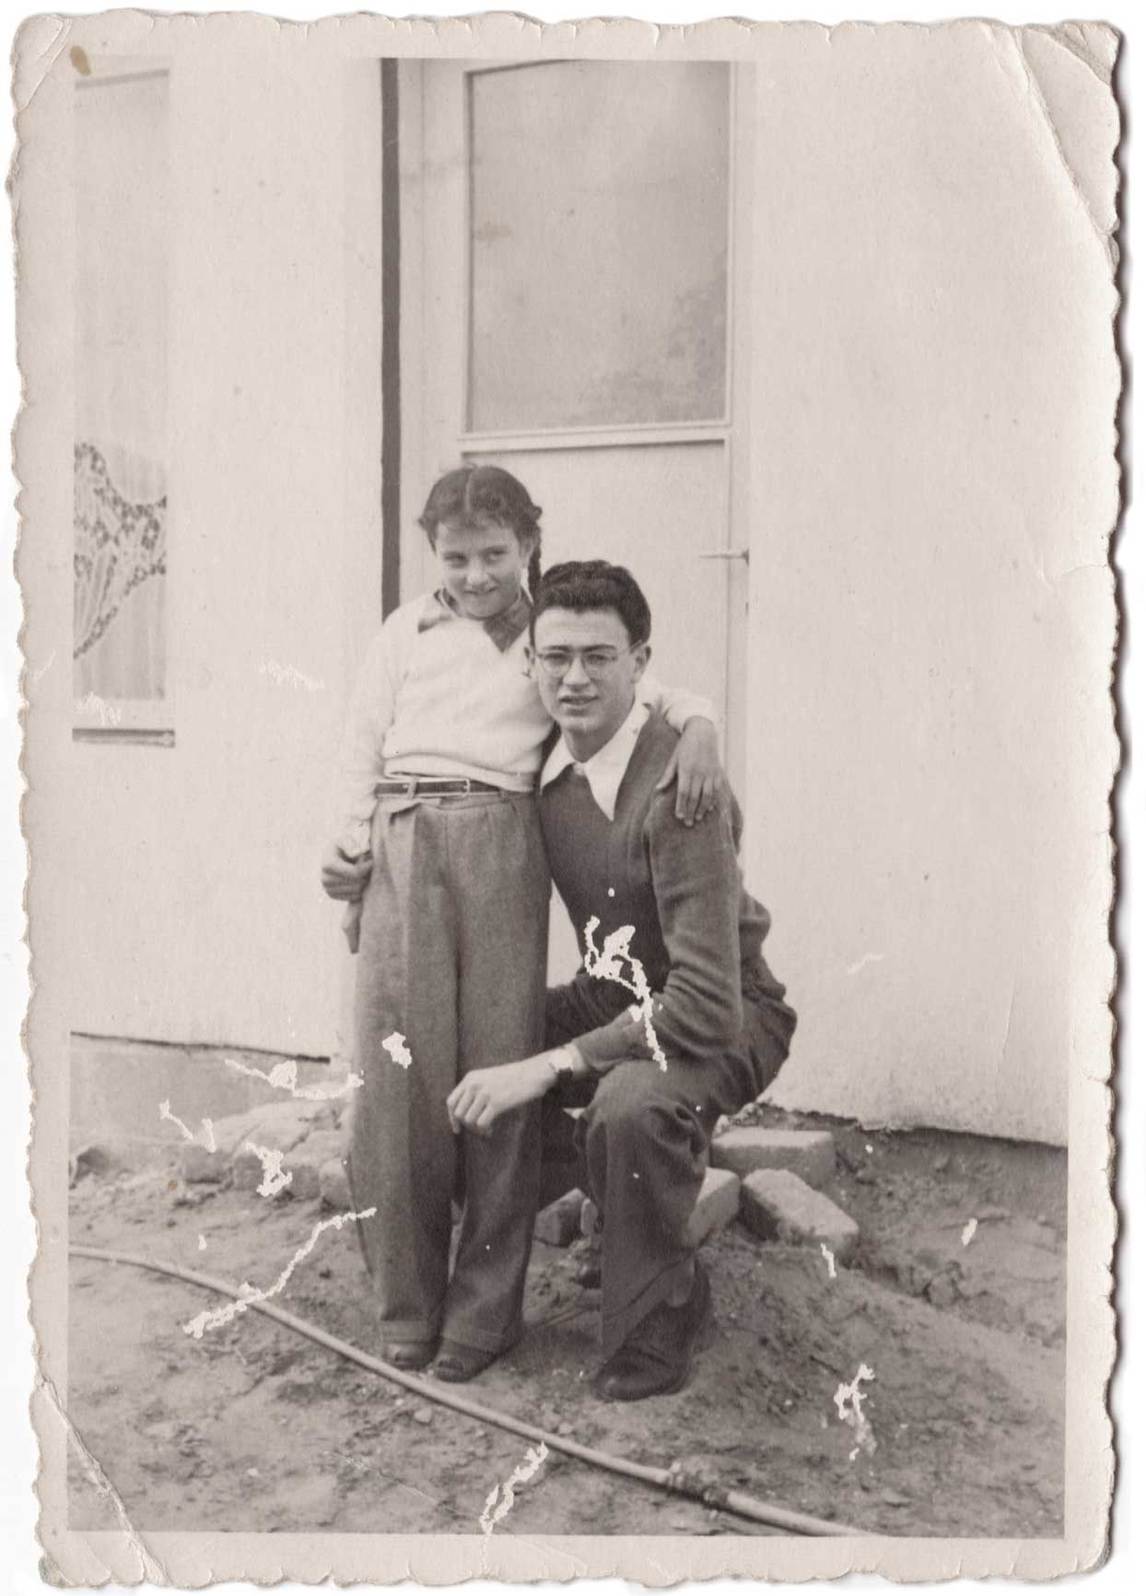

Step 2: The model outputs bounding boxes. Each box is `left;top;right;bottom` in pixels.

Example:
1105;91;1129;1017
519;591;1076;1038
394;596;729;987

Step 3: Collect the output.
73;71;169;708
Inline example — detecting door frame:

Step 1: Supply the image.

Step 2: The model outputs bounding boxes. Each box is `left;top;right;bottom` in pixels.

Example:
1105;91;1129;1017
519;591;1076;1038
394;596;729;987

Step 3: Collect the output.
394;56;756;801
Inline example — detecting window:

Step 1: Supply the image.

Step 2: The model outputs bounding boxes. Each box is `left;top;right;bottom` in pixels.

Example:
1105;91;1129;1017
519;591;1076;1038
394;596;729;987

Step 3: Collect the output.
73;67;170;737
467;61;730;433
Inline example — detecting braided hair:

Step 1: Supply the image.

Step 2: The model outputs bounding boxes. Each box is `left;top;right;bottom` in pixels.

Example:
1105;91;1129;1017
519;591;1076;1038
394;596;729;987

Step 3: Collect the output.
418;465;543;597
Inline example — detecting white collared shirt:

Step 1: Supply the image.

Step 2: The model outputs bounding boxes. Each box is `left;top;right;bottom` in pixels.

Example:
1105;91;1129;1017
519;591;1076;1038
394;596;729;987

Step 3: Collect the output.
540;699;651;821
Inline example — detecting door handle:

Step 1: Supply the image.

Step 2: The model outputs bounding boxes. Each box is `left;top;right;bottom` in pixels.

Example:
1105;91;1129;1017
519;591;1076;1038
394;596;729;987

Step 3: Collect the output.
697;548;750;562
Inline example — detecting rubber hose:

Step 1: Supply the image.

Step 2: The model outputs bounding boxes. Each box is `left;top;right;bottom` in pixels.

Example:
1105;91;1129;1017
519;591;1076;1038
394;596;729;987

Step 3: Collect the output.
70;1242;867;1538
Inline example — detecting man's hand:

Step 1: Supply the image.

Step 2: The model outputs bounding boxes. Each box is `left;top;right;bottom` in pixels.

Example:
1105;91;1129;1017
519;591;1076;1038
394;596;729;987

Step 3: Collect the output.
320;841;373;902
446;1056;554;1137
658;717;729;825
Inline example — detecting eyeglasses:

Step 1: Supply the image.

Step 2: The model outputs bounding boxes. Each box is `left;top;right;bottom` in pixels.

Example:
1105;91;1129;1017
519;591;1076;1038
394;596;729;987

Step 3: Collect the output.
530;646;636;682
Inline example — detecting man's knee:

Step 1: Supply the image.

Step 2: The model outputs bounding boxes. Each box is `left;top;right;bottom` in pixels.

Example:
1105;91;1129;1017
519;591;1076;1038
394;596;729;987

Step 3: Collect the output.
585;1062;697;1148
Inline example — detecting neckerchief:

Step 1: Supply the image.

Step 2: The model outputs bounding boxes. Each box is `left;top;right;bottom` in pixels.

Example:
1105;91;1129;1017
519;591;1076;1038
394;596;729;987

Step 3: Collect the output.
417;588;532;654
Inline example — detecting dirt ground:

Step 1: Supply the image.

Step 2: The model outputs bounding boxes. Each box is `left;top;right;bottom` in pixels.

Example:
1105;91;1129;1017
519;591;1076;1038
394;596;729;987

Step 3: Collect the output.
67;1107;1066;1540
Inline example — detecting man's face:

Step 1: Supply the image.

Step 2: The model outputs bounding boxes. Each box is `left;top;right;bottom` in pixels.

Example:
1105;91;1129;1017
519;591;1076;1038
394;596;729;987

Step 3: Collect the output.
433;518;532;621
531;607;650;753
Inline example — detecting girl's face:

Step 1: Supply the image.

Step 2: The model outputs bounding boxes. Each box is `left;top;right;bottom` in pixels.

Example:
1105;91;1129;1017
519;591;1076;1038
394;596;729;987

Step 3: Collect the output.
433;517;533;621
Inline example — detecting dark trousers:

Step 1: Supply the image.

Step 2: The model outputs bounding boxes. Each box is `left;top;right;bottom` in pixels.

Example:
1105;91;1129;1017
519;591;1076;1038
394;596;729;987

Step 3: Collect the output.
545;998;789;1359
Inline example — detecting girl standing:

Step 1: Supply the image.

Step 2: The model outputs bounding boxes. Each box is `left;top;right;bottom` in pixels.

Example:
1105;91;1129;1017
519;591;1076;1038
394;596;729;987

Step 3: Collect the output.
321;465;723;1381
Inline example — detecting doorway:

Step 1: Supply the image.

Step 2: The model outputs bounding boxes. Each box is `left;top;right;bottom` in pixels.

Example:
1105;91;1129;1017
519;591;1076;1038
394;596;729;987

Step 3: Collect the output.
394;56;754;971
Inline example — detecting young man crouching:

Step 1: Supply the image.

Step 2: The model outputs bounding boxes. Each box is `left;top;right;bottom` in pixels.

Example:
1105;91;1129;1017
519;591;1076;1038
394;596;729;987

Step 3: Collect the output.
447;560;796;1400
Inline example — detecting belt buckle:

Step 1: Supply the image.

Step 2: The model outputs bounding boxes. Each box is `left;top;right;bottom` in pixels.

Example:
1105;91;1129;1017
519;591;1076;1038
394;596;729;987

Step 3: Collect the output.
405;778;418;799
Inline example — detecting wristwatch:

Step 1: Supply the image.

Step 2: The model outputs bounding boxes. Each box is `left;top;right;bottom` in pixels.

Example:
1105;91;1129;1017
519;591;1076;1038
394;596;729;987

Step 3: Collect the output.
546;1046;577;1087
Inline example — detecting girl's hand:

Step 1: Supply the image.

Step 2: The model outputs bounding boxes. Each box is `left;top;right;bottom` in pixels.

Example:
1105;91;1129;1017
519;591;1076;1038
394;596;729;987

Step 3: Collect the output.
446;1056;553;1137
321;842;373;902
658;717;729;825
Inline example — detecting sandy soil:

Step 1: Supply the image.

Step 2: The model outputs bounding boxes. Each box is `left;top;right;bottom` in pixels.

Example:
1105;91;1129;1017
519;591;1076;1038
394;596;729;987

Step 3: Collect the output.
67;1111;1065;1539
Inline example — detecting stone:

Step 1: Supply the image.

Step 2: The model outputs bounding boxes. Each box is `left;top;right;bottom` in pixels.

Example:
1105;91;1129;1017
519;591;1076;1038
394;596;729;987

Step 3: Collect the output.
244;1098;332;1151
685;1166;741;1248
926;1272;960;1309
179;1143;230;1185
710;1127;836;1189
739;1169;860;1264
70;1143;115;1182
192;1108;264;1159
319;1156;352;1210
286;1162;321;1202
232;1144;275;1193
534;1188;585;1247
284;1131;346;1201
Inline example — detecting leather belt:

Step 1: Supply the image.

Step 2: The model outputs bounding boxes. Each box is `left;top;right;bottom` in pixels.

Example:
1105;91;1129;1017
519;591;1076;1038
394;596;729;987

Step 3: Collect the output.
374;777;505;798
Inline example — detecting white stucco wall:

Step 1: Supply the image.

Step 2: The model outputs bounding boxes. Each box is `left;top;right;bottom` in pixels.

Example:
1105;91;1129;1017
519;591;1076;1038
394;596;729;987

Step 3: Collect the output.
21;21;1116;1143
23;43;384;1059
742;25;1119;1145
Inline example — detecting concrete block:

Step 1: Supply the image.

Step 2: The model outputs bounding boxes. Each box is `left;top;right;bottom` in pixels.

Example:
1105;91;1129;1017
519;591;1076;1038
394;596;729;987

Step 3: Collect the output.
739;1169;859;1264
685;1166;741;1248
319;1157;352;1210
534;1188;585;1247
710;1127;836;1189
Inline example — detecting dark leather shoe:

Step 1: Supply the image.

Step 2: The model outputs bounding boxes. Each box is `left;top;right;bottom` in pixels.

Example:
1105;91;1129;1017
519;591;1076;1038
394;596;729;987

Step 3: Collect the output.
432;1339;508;1383
574;1256;602;1290
591;1261;712;1402
382;1339;438;1371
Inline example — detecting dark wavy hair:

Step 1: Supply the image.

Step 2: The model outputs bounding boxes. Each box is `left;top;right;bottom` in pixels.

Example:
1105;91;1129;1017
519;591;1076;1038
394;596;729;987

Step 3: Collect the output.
530;560;652;648
418;465;543;597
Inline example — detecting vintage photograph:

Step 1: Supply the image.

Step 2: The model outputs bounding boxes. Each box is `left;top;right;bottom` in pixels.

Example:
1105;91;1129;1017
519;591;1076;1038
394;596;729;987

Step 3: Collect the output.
17;11;1118;1584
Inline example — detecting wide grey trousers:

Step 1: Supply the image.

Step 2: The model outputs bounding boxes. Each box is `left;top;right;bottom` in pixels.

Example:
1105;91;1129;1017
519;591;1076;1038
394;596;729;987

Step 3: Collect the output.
348;790;549;1352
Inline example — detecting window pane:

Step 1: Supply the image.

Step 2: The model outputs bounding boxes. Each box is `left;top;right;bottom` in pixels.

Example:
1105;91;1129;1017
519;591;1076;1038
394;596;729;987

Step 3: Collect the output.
74;71;169;707
469;62;729;432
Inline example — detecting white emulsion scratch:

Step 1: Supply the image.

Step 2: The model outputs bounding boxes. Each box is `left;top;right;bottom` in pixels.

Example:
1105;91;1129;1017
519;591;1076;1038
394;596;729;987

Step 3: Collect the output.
159;1100;216;1150
158;1100;195;1142
183;1207;377;1339
583;917;667;1070
834;1363;877;1461
197;1235;208;1252
244;1141;293;1198
479;1442;549;1535
77;690;123;727
382;1032;413;1070
224;1054;364;1101
961;1217;979;1247
846;952;885;977
820;1243;837;1279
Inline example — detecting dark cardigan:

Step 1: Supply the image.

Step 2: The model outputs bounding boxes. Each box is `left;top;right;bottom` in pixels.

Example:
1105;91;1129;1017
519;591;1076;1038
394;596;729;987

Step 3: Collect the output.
540;712;796;1073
